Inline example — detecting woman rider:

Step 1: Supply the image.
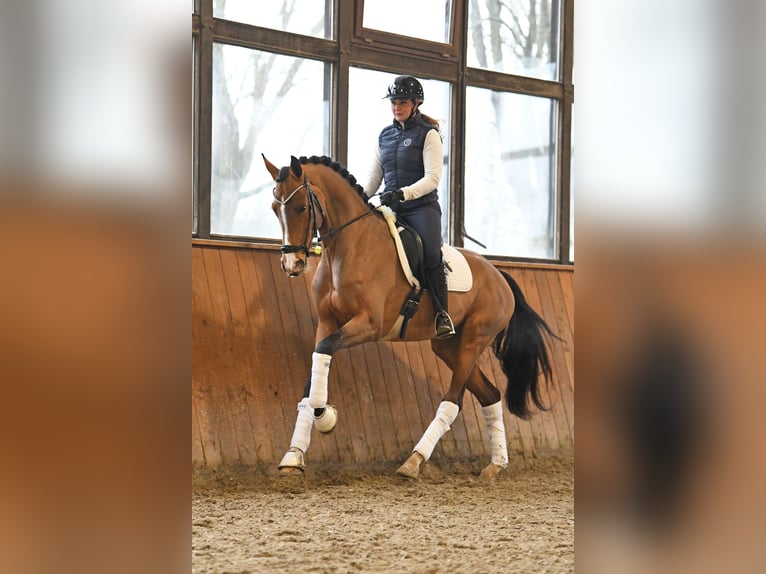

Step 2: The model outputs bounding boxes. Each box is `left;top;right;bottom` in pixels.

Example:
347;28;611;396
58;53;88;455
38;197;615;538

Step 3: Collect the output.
363;75;455;339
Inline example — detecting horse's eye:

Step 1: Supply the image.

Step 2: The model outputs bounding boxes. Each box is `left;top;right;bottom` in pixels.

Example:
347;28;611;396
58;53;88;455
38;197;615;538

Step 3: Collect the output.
297;205;307;214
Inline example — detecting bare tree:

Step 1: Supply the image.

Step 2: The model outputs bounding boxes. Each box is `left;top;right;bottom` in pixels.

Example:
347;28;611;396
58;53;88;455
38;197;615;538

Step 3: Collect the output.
470;0;554;72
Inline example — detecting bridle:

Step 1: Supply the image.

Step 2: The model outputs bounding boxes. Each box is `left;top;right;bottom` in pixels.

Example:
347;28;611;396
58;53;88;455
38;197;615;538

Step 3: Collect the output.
273;174;375;257
273;175;322;257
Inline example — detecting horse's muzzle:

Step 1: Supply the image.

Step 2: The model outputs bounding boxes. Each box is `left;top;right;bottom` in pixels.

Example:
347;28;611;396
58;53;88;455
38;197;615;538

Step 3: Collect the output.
281;254;306;277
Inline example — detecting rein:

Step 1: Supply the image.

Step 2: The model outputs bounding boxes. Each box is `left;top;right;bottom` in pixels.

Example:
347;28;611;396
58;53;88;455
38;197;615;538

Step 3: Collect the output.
273;174;374;256
317;210;374;243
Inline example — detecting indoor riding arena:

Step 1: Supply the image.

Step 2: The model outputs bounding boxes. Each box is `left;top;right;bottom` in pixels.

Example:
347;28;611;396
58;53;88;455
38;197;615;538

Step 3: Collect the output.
192;244;574;573
192;1;574;572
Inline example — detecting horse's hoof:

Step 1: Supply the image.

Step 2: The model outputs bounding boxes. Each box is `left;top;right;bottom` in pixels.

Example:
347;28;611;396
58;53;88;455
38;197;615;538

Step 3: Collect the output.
278;448;305;475
479;463;505;482
314;404;337;434
396;452;423;480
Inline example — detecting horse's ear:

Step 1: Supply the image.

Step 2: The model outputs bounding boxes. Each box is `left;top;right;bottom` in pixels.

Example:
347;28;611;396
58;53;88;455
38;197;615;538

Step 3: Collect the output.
262;154;280;181
290;155;303;178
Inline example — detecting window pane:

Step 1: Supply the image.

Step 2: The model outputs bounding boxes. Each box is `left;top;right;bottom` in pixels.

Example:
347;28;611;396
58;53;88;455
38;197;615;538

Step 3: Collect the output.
569;104;575;262
363;0;452;44
211;43;330;238
464;88;557;258
467;0;560;81
214;0;333;40
192;37;197;235
347;69;452;241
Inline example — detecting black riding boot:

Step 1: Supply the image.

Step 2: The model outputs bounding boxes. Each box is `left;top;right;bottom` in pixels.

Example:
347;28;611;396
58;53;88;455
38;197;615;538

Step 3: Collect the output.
426;263;455;339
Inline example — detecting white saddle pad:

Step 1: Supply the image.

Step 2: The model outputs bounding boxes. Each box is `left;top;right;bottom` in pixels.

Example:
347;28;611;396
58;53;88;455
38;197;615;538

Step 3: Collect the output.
443;244;472;292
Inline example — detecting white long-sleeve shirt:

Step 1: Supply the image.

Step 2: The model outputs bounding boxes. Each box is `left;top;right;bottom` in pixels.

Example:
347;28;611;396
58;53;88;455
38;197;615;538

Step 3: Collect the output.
363;128;443;201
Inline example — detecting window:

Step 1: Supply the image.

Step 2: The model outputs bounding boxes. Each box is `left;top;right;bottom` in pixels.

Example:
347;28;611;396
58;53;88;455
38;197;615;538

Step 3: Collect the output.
210;44;330;238
213;0;334;40
347;68;452;240
464;88;557;258
193;0;573;263
362;0;453;44
569;103;575;261
192;36;198;235
467;0;561;81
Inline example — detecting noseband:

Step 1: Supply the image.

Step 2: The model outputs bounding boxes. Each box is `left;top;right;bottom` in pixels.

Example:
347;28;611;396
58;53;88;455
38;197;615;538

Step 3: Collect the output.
273;174;374;256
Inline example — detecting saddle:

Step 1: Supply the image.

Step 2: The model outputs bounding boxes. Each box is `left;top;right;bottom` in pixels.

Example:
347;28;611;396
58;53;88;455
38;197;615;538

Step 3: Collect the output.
376;206;473;339
396;222;426;287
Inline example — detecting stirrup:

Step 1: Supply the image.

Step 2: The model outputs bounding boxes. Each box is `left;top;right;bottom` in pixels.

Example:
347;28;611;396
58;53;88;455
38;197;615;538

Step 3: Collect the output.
435;311;455;339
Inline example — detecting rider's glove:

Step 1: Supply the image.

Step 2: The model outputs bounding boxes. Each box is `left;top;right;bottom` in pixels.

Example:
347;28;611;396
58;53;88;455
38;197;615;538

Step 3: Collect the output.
379;189;404;207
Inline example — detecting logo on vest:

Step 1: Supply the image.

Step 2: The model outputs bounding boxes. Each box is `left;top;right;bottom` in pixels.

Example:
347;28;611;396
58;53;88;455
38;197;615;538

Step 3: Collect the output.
403;138;412;146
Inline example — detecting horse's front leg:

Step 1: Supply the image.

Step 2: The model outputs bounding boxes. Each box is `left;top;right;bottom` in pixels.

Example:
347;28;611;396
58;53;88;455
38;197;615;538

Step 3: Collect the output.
278;313;380;475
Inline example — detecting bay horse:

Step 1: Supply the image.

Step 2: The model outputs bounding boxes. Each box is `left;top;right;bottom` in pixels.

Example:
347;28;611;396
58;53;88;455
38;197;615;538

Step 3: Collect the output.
263;154;555;480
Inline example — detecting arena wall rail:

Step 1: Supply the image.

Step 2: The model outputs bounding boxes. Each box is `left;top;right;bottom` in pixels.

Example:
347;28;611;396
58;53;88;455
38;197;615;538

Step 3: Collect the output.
192;240;573;470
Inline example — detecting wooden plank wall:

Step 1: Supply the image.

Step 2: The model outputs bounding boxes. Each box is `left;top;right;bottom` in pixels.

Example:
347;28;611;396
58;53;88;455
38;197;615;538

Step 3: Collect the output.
192;240;574;470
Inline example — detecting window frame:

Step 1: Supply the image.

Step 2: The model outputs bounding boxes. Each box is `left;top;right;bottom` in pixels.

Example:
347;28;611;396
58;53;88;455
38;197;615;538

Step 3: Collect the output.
353;0;462;59
192;0;574;265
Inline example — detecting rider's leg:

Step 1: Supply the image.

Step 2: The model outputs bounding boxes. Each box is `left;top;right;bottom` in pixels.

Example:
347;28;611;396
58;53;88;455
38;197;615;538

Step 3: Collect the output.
397;203;454;338
425;261;455;339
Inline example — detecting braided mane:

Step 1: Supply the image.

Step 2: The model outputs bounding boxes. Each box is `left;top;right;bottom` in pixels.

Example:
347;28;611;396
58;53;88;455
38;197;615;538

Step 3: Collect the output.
298;155;370;206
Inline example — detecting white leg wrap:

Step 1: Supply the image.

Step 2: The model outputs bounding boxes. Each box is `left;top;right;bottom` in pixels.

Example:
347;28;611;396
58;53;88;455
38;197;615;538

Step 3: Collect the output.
413;401;460;462
308;352;332;409
481;401;509;468
289;398;314;453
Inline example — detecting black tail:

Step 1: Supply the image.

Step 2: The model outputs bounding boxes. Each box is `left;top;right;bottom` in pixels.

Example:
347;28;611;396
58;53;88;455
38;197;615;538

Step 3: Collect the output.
492;271;557;419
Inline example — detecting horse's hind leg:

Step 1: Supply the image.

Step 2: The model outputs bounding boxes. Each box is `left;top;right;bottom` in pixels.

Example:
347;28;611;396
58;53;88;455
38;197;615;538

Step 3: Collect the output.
397;335;490;480
396;400;460;479
465;368;509;481
397;332;509;481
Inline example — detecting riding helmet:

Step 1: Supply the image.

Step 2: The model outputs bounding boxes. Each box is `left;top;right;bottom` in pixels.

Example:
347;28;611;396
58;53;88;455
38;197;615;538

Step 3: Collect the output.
384;75;425;104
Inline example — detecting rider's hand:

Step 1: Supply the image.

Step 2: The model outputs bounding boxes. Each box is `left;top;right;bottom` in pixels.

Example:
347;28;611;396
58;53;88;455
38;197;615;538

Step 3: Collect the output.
379;189;404;207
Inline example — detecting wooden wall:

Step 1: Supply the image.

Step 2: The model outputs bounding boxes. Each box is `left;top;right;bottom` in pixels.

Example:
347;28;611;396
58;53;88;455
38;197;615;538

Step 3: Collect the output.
192;240;574;470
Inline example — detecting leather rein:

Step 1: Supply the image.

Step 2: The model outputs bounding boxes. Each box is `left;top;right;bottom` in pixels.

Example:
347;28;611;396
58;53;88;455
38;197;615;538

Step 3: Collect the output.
273;175;375;257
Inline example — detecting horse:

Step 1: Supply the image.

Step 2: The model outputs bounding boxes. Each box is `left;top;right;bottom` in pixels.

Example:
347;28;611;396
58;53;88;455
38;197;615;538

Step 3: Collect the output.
263;154;556;480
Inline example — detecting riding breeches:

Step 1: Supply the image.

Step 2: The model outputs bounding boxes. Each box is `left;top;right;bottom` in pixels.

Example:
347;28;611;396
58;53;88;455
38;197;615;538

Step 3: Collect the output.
394;201;443;270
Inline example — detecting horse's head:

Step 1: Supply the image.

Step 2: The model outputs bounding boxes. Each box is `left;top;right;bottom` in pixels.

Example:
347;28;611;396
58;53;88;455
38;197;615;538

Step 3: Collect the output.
263;154;316;277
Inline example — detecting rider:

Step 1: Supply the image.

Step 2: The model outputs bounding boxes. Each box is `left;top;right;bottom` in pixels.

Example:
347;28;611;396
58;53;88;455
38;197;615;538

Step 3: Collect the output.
363;75;455;339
